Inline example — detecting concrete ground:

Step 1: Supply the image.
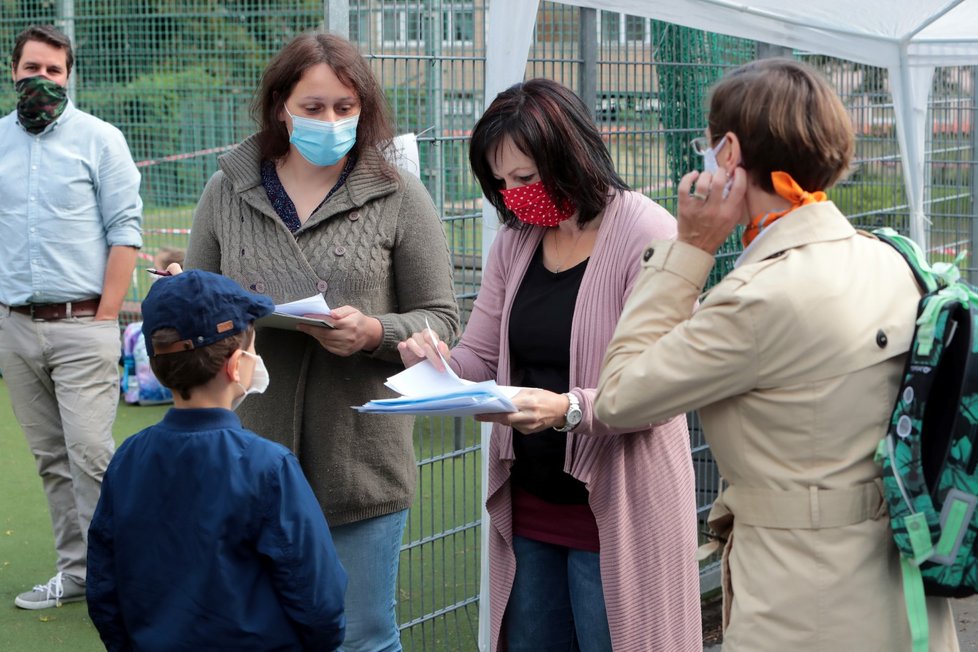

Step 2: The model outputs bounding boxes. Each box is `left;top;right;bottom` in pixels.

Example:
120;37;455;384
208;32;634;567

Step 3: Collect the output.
703;594;978;651
956;595;978;650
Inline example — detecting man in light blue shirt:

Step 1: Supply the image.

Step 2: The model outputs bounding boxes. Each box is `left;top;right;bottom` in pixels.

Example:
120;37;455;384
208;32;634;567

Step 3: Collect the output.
0;24;142;610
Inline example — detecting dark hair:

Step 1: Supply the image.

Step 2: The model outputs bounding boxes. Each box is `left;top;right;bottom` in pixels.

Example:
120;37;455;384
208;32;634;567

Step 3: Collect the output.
469;78;628;229
149;326;255;401
251;31;395;175
12;25;74;75
707;58;853;193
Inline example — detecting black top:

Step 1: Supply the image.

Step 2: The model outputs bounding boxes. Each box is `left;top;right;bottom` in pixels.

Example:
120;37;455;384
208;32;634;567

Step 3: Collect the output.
260;155;357;234
507;241;589;504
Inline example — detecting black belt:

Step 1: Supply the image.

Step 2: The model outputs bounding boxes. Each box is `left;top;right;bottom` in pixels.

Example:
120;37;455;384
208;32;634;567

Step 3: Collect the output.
11;298;101;321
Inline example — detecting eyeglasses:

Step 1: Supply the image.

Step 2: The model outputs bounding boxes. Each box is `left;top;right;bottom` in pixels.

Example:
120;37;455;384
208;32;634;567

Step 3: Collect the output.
690;136;712;155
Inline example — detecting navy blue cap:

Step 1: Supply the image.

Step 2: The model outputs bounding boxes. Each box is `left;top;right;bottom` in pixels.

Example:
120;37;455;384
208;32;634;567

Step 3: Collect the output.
141;270;274;357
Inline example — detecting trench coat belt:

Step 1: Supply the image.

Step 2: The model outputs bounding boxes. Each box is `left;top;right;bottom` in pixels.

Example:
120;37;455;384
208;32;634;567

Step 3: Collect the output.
721;479;887;529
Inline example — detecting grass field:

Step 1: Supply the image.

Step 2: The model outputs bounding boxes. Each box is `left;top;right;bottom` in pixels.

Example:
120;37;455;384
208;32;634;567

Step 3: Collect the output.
0;379;164;651
0;378;484;651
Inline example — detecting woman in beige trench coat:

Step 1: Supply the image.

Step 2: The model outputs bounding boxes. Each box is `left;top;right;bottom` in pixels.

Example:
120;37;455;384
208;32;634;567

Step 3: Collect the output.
595;58;959;651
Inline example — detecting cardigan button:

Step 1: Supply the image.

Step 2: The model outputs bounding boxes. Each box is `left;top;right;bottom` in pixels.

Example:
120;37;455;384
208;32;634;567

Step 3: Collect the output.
348;211;360;221
334;245;347;256
876;329;888;348
255;282;266;293
642;247;654;262
317;280;329;293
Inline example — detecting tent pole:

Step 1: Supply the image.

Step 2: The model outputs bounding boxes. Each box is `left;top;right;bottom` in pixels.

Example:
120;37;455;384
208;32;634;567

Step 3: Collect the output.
756;42;792;59
480;7;541;647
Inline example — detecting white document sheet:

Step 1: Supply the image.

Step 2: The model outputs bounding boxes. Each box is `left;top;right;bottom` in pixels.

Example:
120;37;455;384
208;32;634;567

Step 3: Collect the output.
356;360;520;416
275;294;331;316
257;294;335;330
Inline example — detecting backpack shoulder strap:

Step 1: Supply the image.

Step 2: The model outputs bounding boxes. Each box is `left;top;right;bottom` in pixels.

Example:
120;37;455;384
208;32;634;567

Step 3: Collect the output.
872;228;940;294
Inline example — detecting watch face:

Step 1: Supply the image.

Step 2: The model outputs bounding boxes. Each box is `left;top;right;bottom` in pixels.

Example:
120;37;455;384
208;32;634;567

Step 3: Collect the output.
567;406;583;426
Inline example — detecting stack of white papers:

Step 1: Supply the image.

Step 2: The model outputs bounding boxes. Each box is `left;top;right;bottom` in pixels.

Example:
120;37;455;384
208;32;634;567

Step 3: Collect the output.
258;294;335;330
355;360;520;416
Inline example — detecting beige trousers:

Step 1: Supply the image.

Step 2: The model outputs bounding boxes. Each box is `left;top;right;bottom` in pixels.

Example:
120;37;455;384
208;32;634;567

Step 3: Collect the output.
0;307;119;582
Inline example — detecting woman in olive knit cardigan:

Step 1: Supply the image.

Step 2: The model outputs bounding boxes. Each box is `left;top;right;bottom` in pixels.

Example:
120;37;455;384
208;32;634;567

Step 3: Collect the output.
185;33;459;652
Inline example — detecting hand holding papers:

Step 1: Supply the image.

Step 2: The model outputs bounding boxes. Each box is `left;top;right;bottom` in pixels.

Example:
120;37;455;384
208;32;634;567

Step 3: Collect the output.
355;360;520;416
258;294;336;330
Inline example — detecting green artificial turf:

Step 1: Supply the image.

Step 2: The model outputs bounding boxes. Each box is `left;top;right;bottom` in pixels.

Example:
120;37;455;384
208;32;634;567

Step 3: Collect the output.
0;378;484;651
0;378;167;651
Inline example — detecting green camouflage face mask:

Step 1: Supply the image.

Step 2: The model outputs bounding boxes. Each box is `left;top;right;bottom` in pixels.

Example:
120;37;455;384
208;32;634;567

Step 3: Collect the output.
16;75;68;134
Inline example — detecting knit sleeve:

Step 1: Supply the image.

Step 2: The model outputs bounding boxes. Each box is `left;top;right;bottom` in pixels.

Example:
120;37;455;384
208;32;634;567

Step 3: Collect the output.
573;192;681;437
369;172;461;362
184;171;226;273
447;224;515;383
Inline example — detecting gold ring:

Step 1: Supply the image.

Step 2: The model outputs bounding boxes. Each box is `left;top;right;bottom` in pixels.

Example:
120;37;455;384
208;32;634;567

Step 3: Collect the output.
691;190;709;200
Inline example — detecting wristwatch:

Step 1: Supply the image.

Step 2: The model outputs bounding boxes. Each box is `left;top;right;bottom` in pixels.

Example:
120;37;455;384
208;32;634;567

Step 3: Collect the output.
554;392;582;432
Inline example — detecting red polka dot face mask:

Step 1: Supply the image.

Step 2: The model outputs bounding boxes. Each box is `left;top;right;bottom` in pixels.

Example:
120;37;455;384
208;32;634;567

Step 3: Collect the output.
499;181;576;227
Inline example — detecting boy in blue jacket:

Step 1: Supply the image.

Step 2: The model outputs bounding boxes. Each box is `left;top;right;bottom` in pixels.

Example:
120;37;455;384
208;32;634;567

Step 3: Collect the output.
87;270;346;651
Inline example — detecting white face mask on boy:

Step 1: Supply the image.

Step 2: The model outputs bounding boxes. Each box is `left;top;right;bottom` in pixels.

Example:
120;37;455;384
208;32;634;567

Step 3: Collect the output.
232;350;269;410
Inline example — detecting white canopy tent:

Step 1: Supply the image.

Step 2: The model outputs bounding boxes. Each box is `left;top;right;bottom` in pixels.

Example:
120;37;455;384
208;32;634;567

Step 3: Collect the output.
477;2;978;647
482;0;978;250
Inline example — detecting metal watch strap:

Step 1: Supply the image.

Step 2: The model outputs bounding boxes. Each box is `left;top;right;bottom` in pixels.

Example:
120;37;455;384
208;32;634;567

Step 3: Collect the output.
554;392;581;432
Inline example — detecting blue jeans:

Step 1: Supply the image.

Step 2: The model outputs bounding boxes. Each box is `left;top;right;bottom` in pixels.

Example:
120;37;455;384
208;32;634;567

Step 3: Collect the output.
504;535;613;652
330;509;408;652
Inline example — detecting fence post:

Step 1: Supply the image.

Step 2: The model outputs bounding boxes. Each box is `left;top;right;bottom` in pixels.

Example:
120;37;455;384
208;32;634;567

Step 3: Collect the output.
756;42;793;59
971;66;978;283
56;0;76;101
578;7;597;117
324;0;349;37
425;5;445;212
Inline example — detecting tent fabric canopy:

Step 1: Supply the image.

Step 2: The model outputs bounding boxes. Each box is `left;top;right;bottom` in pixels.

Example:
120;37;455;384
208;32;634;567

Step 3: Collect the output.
483;0;978;248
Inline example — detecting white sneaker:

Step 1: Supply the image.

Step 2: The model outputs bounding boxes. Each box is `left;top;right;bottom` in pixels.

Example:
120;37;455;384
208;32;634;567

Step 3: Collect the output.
14;572;86;609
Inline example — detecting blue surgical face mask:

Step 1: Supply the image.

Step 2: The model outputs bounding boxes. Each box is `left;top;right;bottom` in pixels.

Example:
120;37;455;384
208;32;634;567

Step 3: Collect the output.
285;108;359;167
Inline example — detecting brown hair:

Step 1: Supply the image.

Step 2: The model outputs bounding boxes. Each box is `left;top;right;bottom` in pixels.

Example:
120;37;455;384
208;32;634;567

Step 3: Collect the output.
707;58;853;193
149;326;255;401
153;246;185;270
12;25;74;75
469;78;628;229
251;31;395;175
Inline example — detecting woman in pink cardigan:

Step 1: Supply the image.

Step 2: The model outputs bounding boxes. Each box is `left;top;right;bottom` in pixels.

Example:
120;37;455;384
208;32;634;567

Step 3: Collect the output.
398;79;701;651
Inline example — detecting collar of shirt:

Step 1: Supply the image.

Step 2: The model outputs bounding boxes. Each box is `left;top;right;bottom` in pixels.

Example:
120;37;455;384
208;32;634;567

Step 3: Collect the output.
160;407;243;433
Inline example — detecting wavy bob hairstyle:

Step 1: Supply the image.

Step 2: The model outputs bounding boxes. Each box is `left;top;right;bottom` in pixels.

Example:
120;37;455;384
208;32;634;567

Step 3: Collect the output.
469;78;628;229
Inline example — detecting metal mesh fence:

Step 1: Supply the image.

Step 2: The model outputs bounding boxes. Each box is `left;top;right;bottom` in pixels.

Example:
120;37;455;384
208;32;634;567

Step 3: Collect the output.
2;1;977;650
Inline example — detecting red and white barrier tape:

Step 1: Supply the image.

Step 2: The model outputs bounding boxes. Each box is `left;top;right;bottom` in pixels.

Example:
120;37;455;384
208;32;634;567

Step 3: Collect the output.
135;144;237;168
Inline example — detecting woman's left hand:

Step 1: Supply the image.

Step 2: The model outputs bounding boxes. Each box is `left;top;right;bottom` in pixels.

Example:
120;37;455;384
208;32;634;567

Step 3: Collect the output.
296;305;383;357
475;388;570;435
677;166;748;255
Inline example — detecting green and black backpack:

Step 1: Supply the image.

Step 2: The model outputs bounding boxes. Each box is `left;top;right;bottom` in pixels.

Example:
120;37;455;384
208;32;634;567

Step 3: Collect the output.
874;227;978;651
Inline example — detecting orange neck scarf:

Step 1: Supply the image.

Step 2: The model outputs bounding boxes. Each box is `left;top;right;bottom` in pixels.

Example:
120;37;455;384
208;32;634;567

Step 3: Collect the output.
742;171;826;247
